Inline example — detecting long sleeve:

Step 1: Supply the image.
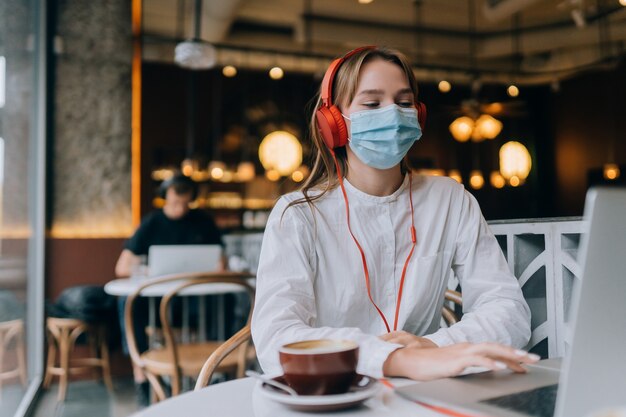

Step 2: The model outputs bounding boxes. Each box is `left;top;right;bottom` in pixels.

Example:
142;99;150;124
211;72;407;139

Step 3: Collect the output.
424;191;532;349
251;197;402;378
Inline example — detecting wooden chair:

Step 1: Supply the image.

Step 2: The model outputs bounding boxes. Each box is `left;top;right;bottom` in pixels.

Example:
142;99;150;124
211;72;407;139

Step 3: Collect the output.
125;272;255;402
0;319;27;399
43;317;113;401
442;289;463;326
194;324;252;390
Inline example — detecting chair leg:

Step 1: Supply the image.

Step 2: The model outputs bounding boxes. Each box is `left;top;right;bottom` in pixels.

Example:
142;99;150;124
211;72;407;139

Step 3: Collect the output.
0;340;5;401
145;373;167;403
98;328;113;391
43;338;56;389
58;330;70;401
17;330;27;387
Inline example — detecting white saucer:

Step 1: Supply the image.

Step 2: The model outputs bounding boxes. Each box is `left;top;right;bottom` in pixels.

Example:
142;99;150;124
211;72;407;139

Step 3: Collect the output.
257;375;381;412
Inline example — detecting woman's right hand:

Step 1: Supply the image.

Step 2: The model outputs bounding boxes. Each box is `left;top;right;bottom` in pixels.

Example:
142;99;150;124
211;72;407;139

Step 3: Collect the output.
382;342;540;381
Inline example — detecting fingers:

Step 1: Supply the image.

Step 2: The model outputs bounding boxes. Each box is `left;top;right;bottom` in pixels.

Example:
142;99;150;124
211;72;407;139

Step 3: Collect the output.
467;343;540;364
462;343;539;373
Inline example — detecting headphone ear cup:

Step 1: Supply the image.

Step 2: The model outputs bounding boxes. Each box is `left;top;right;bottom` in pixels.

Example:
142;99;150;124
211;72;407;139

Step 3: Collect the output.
159;179;170;199
416;101;427;130
328;105;348;148
315;105;348;149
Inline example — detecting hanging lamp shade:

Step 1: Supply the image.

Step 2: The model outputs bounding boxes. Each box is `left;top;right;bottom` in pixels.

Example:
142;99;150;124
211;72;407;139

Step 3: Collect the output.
259;131;302;176
449;116;474;142
499;141;532;182
175;41;217;70
475;114;503;140
469;170;485;189
174;0;217;70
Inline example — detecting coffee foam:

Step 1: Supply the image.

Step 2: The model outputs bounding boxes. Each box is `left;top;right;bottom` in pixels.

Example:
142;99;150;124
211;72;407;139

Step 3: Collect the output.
280;339;357;355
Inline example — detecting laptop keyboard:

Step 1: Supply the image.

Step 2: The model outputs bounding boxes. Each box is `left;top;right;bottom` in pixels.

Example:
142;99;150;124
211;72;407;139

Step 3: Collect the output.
480;384;558;417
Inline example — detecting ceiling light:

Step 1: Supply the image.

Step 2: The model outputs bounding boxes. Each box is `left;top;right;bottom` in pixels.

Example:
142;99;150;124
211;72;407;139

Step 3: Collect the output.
449;116;474;142
438;80;451;93
181;158;197;177
209;161;226;180
499;141;532;182
448;170;462;183
222;65;237;77
269;66;284;80
475;114;503;140
358;0;374;3
265;169;280;182
291;170;304;182
620;0;626;6
469;170;485;190
490;171;506;189
174;0;217;70
450;113;502;142
236;161;256;182
175;41;217;70
507;85;520;97
259;131;302;176
603;163;621;180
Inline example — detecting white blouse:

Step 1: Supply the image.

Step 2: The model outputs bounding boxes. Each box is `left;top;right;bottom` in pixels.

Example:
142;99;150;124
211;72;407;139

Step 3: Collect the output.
251;174;531;378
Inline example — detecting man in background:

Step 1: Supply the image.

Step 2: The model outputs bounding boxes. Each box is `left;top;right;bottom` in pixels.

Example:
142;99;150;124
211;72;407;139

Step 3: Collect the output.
114;173;223;406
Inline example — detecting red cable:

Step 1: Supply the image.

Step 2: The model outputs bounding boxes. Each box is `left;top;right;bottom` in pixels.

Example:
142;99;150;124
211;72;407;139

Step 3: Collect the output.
330;151;417;333
380;378;484;417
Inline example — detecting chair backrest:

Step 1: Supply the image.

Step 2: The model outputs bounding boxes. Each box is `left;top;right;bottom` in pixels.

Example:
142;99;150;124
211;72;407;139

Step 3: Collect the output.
194;324;251;390
124;271;255;382
442;289;463;326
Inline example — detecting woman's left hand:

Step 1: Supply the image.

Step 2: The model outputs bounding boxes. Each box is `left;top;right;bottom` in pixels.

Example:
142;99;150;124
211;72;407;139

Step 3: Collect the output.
379;331;438;348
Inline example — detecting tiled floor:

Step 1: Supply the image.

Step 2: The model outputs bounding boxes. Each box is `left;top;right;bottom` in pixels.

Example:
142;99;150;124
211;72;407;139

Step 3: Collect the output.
31;378;139;417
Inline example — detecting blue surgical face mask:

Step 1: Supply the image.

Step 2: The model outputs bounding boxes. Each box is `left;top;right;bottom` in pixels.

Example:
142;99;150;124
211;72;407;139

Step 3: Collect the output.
343;104;422;170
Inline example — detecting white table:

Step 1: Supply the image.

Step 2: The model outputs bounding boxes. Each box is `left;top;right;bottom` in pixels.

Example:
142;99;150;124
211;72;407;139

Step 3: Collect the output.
105;277;254;341
132;377;443;417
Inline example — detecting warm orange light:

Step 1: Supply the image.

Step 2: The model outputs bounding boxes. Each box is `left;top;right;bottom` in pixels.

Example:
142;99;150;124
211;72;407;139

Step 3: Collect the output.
269;67;284;80
490;171;506;189
509;176;521;187
222;65;237;77
603;163;620;180
291;170;304;182
259;131;302;176
469;170;485;189
500;141;532;181
507;85;519;97
475;114;503;140
131;0;143;227
449;117;474;142
438;80;451;93
266;169;280;181
236;162;256;182
209;161;226;180
448;169;462;183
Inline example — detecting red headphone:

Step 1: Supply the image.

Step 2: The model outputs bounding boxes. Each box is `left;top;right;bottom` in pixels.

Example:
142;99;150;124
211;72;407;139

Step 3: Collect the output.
315;46;427;150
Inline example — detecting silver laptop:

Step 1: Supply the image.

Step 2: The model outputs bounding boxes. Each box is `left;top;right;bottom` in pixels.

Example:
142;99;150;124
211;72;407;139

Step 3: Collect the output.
148;244;222;277
397;188;626;417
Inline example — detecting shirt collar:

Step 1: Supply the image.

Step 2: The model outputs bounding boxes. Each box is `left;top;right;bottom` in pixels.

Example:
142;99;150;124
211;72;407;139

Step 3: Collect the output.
342;173;410;204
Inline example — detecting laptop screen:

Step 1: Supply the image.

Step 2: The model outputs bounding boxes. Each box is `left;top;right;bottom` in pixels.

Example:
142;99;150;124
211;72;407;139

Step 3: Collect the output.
148;244;222;277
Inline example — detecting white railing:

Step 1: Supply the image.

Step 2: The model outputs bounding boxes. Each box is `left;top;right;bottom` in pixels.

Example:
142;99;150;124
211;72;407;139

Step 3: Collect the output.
488;218;583;358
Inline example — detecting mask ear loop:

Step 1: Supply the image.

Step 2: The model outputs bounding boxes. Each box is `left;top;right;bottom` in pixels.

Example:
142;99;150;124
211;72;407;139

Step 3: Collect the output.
329;149;417;333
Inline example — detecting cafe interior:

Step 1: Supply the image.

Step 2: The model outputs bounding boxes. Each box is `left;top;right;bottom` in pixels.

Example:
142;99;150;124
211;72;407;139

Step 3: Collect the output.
1;0;625;416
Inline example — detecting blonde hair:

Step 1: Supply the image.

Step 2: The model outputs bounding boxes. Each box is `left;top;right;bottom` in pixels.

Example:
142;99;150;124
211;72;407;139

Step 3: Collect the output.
286;46;419;213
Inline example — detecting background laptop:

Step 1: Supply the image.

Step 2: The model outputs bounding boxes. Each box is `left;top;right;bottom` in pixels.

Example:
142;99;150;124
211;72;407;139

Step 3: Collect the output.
397;188;626;417
148;244;222;277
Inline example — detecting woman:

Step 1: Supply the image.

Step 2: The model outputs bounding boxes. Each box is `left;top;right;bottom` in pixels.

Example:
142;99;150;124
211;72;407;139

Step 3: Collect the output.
251;46;536;380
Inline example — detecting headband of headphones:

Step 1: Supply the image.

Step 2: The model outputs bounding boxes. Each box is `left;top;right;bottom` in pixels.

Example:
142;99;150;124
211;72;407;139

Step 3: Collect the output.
316;46;427;149
320;46;376;107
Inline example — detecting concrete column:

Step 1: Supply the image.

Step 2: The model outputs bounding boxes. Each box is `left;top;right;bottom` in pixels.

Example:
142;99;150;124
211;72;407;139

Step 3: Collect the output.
52;0;133;237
